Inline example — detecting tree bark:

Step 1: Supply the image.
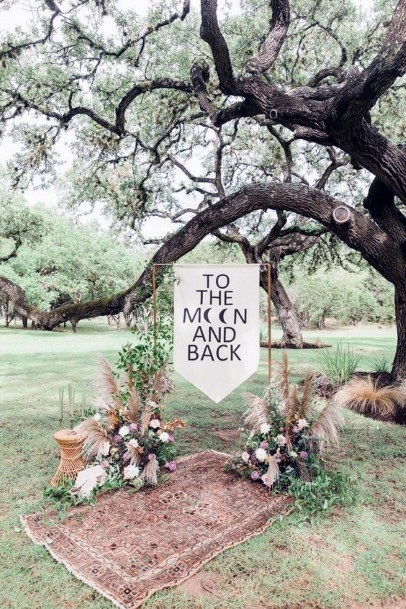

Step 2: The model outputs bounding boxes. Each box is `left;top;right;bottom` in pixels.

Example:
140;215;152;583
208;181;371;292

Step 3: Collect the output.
271;277;303;347
393;283;406;380
259;268;303;347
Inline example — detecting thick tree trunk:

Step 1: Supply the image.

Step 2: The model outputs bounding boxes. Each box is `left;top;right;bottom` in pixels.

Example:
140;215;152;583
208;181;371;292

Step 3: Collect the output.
392;284;406;380
270;278;303;347
259;270;303;348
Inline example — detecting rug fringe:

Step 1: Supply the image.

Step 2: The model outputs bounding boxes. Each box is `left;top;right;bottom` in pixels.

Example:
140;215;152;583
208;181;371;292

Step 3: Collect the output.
20;515;127;609
20;451;292;609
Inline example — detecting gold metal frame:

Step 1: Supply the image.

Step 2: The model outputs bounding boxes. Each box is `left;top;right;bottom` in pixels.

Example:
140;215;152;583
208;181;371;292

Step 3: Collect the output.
152;263;272;381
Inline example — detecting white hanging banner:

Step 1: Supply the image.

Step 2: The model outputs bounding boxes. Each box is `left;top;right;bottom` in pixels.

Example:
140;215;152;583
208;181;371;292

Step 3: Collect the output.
173;264;260;403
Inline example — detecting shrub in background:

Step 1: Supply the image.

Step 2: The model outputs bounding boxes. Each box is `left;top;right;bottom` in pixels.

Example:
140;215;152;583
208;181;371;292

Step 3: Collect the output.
317;342;363;385
334;376;405;421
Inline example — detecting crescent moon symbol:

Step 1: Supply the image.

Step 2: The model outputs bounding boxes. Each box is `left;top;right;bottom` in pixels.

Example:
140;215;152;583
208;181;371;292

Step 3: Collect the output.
203;308;212;323
219;308;227;324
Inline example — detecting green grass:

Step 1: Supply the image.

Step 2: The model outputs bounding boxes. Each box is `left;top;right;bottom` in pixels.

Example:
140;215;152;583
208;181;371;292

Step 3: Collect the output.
0;320;404;609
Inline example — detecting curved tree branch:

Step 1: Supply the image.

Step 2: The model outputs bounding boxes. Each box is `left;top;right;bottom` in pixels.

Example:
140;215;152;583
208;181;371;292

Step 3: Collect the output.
329;0;406;124
200;0;235;93
244;0;290;75
1;182;401;330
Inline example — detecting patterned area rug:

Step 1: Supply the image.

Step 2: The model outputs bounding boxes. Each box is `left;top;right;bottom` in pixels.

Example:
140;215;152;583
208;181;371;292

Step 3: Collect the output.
22;451;292;609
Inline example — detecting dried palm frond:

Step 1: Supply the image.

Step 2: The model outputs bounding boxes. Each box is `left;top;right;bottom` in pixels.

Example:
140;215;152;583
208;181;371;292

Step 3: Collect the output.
333;376;405;417
298;371;315;419
261;457;280;488
107;408;120;430
126;444;143;467
242;392;269;432
141;457;159;485
124;387;141;423
152;367;171;396
96;356;121;406
164;418;187;432
140;402;152;436
309;401;344;452
277;351;290;414
74;419;108;463
286;385;300;424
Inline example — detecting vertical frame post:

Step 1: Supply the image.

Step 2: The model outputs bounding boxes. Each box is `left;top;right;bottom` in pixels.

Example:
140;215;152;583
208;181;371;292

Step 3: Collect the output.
152;263;157;356
267;263;272;381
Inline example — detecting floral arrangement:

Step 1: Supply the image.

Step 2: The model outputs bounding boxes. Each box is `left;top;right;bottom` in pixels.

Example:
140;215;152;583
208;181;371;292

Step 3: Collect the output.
230;354;343;489
71;311;185;497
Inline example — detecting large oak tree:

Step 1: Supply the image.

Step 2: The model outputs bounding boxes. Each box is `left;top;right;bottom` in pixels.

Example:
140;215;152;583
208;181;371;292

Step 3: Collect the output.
0;0;405;378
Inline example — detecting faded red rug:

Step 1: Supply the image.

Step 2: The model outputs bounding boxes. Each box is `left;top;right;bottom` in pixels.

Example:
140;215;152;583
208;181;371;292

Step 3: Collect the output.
21;451;292;609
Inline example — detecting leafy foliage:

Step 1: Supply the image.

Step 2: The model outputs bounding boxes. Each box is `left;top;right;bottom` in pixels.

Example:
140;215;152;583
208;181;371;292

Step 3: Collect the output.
1;202;143;310
287;459;357;517
116;307;173;399
317;342;363;384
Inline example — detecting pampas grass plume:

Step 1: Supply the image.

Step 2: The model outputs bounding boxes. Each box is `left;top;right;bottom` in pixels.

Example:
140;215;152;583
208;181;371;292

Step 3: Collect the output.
334;376;405;417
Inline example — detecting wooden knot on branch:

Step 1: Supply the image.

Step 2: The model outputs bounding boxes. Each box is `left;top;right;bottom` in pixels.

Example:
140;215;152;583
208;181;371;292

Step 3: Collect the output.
332;205;351;224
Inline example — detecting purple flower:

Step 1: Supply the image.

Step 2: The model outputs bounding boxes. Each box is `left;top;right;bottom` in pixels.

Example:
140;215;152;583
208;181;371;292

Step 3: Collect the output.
129;423;138;433
251;471;260;481
299;451;308;460
260;441;269;449
168;433;174;443
165;461;177;472
113;434;122;443
148;453;157;461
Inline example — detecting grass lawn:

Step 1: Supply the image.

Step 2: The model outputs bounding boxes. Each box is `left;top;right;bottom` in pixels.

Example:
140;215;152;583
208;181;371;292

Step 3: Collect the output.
0;320;404;609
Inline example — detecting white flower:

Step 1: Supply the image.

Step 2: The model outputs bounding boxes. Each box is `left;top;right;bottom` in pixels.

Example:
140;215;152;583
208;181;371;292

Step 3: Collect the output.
98;441;110;457
297;418;309;431
289;450;298;458
118;425;130;437
276;434;286;447
149;419;161;429
128;439;139;448
72;465;107;499
159;431;170;443
93;413;102;422
260;423;271;434
255;447;268;462
241;451;250;463
123;465;140;480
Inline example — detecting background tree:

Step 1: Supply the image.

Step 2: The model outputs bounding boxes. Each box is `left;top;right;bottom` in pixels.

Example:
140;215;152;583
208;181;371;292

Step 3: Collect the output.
0;196;143;328
0;0;404;378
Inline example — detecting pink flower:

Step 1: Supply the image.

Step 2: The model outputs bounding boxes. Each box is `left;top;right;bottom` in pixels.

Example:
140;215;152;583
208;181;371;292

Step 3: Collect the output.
260;441;269;449
113;434;122;443
299;451;308;460
148;453;157;461
129;423;138;433
100;460;109;469
165;461;177;472
251;471;260;481
168;433;174;443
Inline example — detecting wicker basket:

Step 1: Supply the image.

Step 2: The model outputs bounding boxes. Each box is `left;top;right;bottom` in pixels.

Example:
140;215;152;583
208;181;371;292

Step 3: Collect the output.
51;429;86;487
